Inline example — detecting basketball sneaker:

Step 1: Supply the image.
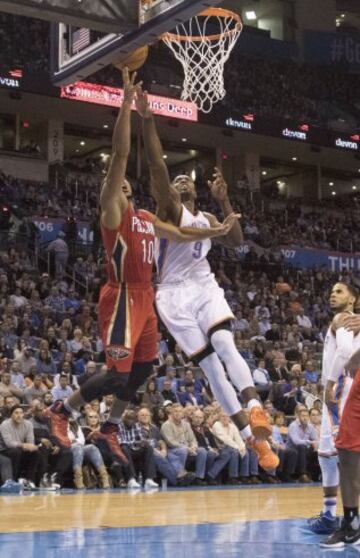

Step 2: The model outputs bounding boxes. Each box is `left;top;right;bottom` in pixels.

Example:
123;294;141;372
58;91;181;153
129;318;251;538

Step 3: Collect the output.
250;440;280;471
307;511;339;534
43;401;71;448
249;407;272;440
320;519;360;548
0;479;22;493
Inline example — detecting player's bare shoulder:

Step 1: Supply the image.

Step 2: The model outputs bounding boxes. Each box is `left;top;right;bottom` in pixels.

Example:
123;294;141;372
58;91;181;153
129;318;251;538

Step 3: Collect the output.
331;311;354;334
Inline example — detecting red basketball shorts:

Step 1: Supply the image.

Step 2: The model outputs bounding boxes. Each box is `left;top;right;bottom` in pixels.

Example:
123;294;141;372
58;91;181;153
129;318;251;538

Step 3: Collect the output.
98;282;158;373
336;370;360;453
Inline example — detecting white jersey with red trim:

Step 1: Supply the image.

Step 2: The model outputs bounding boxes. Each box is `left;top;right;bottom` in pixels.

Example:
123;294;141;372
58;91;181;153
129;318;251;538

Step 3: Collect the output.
155;204;212;285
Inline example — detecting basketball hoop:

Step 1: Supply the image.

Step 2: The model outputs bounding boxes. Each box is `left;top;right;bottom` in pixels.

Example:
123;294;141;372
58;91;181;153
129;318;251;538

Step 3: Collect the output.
162;8;243;113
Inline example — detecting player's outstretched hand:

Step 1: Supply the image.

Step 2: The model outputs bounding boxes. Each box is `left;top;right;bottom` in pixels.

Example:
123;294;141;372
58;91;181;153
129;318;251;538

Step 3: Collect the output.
207;167;229;201
210;212;241;237
135;86;152;118
122;67;142;104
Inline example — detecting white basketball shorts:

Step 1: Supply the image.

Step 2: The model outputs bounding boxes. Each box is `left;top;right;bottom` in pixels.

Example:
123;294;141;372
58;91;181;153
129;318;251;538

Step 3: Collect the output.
155;275;234;358
318;375;352;456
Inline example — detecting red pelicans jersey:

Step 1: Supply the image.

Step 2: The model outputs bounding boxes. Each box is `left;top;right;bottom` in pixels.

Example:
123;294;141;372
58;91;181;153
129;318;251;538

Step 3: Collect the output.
101;205;155;285
98;204;158;373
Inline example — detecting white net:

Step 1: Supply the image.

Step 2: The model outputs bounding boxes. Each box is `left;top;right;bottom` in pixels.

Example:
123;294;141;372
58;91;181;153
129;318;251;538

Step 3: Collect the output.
163;9;242;113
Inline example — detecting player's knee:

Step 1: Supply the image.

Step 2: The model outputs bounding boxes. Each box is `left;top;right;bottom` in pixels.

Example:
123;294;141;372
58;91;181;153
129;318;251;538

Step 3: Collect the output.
210;329;234;360
318;455;339;487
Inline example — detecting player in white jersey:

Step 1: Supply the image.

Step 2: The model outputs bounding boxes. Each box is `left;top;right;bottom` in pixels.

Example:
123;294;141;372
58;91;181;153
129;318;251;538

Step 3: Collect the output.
135;87;279;472
308;282;360;535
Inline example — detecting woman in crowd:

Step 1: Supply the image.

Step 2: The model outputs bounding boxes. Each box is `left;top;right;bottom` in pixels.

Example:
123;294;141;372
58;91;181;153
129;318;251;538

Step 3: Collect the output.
68;417;110;489
141;379;164;410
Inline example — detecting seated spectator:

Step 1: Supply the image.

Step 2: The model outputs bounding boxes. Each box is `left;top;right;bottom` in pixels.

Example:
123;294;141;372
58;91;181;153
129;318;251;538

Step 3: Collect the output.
178;381;204;407
296;308;312;330
286;407;319;482
211;411;259;484
0;371;24;402
304;361;319;384
0;395;16;421
252;359;272;401
190;409;238;485
173;344;188;367
69;327;84;353
29;399;72;488
77;360;98;387
141;379;164;410
309;407;321;438
23;373;47;404
138;407;193;486
118;409;158;489
82;410;128;488
281;378;304;415
14;344;37;375
160;378;178;403
161;403;207;485
74;350;94;376
265;323;281;342
157;354;177;378
68;418;109;489
0;405;40;486
9;361;26;390
37;348;57;376
99;394;114;422
270;413;297;482
51;374;73;401
178;369;205;395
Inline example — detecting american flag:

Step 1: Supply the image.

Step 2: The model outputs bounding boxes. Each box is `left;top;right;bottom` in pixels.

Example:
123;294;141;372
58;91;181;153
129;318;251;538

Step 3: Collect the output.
72;28;90;53
9;68;23;78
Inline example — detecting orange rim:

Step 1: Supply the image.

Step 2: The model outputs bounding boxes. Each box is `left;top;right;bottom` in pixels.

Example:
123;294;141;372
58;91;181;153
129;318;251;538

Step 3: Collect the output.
162;7;242;42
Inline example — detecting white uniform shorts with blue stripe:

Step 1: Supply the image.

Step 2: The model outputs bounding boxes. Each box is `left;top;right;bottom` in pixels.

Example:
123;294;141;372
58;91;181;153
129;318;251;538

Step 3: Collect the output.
155;275;234;358
318;375;352;457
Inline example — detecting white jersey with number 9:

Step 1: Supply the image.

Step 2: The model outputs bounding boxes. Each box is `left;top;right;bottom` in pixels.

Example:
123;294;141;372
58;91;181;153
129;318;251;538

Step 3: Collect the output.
155;204;212;284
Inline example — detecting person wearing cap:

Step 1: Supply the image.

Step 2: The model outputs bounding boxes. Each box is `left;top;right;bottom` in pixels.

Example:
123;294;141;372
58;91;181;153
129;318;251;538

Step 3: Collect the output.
0;405;39;485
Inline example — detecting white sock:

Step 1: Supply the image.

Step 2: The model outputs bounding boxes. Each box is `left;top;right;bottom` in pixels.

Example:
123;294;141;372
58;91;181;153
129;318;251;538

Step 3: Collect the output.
240;425;253;441
323;497;337;517
247;399;262;411
199;353;242;416
211;330;254;392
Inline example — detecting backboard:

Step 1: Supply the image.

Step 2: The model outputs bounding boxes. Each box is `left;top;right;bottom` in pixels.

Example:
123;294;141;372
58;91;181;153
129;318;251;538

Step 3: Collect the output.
50;0;223;86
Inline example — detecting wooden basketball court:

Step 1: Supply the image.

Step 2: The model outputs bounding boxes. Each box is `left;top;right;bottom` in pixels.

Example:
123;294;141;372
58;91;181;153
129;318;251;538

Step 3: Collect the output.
0;485;352;557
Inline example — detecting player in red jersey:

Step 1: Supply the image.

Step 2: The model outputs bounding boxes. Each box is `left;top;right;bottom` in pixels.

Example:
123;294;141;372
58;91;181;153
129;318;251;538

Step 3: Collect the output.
322;316;360;548
45;68;239;465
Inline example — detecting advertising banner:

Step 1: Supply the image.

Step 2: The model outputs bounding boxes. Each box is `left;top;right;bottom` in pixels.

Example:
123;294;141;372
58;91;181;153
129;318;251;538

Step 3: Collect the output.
61;81;198;122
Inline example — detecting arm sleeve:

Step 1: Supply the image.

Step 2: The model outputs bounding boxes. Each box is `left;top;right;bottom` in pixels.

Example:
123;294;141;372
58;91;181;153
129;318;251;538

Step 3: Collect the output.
328;327;354;382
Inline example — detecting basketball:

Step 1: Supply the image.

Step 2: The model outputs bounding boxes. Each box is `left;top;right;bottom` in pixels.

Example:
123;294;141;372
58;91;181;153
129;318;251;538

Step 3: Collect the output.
275;282;291;294
112;45;149;72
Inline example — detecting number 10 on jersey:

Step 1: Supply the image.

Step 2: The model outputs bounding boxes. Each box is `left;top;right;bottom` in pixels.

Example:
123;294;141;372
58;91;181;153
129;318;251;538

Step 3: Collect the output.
141;239;154;264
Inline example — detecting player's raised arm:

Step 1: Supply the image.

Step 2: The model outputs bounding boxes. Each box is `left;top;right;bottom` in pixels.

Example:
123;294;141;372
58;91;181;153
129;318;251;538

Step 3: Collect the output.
135;87;181;222
152;213;241;242
207;167;243;247
100;68;141;229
